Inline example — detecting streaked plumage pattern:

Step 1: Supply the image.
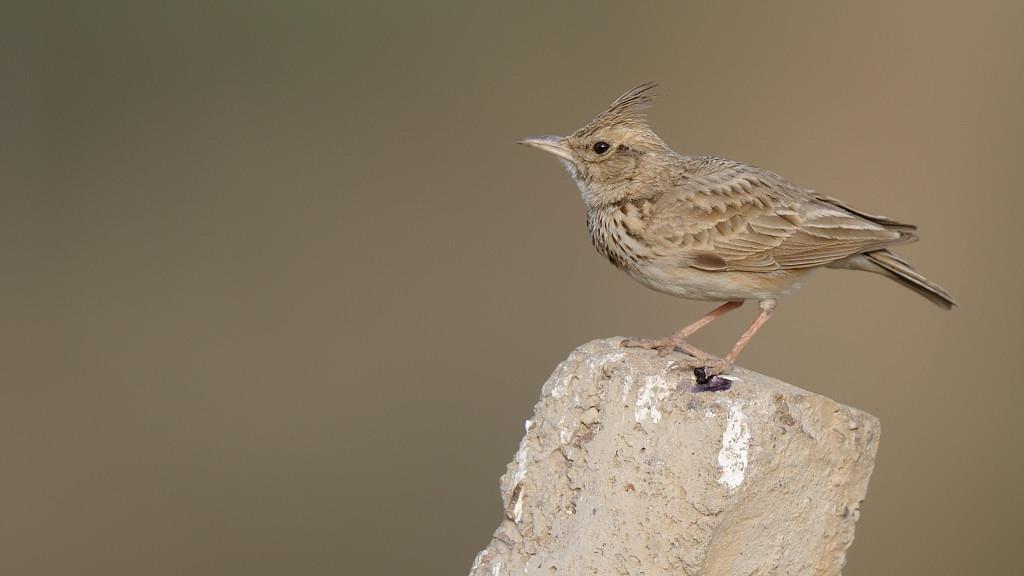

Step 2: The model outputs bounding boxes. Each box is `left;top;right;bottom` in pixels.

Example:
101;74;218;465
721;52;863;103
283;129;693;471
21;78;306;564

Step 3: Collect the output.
520;82;955;377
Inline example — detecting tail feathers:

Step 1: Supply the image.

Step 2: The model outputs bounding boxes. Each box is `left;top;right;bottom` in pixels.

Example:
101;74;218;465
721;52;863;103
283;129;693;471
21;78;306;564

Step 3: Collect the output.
865;250;957;309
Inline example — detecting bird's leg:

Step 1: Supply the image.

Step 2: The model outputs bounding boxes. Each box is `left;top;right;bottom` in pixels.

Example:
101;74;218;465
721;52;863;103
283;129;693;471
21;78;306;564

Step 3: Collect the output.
685;300;776;391
723;299;777;365
621;301;744;357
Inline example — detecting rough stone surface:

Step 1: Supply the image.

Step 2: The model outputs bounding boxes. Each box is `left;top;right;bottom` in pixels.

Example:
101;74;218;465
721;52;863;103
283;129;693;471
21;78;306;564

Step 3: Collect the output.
469;339;880;576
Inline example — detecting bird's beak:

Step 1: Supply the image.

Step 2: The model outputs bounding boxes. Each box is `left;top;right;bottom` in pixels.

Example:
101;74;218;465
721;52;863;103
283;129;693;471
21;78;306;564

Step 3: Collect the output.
517;136;574;163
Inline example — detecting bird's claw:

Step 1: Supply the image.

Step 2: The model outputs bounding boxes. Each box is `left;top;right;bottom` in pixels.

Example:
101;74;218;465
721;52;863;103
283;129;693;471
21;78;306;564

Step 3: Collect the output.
621;337;683;357
623;336;735;392
667;355;732;375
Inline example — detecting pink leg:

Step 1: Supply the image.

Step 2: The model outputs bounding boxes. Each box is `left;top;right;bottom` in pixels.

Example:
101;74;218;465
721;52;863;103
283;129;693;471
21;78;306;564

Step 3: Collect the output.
674;300;744;339
621;301;743;356
725;300;776;363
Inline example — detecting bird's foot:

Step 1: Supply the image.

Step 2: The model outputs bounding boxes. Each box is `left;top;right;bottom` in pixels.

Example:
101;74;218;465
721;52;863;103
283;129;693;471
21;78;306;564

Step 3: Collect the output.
667;354;732;376
622;336;735;391
620;336;686;357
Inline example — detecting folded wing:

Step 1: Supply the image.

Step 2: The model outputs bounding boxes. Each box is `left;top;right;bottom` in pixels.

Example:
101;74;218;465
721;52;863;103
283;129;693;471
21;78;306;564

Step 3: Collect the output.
647;163;917;272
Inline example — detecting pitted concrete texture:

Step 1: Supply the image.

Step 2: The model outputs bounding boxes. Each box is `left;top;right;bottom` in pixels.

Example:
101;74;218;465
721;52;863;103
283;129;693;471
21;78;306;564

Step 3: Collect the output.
469;338;880;576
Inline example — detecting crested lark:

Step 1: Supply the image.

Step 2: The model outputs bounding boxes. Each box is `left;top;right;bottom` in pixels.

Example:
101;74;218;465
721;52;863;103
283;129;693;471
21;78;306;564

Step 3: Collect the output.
520;82;955;379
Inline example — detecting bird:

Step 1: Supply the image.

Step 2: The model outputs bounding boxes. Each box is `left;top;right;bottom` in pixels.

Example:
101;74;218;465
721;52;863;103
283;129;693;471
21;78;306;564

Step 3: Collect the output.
519;82;955;381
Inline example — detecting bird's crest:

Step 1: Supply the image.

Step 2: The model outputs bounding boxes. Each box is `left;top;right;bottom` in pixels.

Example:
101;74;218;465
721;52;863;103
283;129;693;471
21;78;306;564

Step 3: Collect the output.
575;82;658;137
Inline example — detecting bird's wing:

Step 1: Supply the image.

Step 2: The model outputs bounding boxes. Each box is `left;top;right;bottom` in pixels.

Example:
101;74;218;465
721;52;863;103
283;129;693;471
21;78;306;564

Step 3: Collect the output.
809;191;918;231
646;163;916;272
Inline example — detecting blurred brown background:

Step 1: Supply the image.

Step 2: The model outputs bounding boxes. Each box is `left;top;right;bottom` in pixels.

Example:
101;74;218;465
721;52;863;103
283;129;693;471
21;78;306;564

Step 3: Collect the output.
4;1;1022;574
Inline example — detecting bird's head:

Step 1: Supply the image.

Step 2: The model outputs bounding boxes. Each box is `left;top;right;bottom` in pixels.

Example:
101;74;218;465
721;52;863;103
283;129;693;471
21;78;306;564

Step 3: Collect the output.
519;82;672;208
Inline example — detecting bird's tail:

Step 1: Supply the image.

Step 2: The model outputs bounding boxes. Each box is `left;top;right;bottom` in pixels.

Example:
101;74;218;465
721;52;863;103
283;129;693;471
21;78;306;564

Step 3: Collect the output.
864;250;957;309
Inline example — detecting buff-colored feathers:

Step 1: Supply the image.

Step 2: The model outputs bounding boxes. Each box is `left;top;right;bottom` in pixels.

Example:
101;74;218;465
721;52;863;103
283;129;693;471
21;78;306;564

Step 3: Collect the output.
520;83;955;375
642;162;919;274
522;83;956;313
575;82;658;136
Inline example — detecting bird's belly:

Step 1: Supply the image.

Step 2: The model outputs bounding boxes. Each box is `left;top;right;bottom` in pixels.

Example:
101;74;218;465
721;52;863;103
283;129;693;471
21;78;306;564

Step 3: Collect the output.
624;260;810;302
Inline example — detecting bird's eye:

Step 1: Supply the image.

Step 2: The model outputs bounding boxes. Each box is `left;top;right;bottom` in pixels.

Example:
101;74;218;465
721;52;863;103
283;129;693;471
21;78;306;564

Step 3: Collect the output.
593;141;610;154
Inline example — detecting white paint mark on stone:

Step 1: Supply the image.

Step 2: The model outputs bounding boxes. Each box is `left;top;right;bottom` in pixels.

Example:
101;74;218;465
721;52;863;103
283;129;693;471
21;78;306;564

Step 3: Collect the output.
588;351;624;371
557;415;571;444
717;401;751;489
550;368;570;398
511;435;529;488
491;560;502;576
509;418;534;524
512;488;524;524
622;373;633;401
634;374;675;423
469;549;488;574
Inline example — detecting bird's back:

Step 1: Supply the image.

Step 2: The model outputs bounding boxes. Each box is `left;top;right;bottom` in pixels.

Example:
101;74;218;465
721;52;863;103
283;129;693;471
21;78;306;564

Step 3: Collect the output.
639;156;917;273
